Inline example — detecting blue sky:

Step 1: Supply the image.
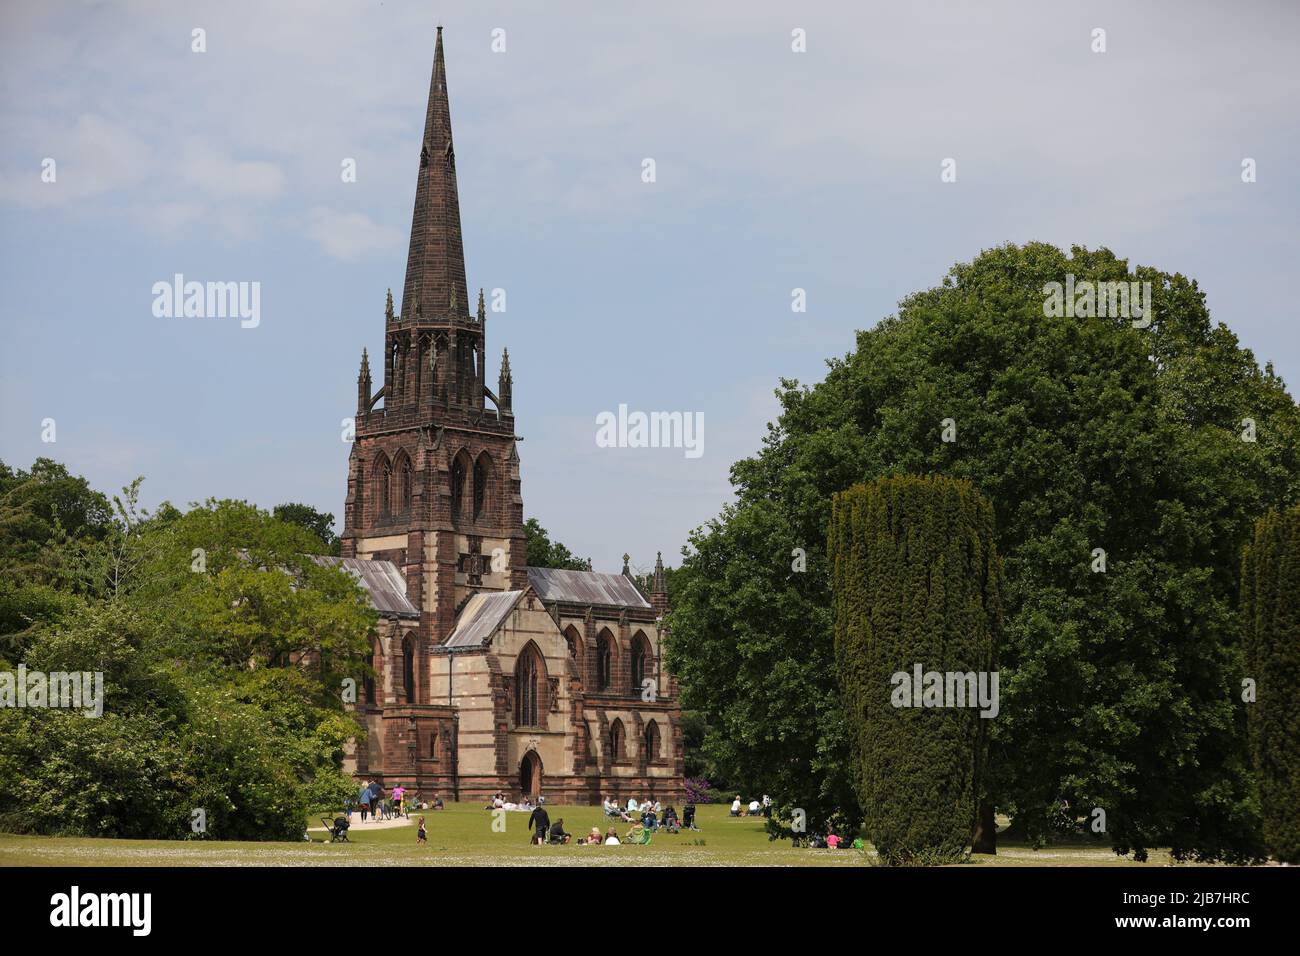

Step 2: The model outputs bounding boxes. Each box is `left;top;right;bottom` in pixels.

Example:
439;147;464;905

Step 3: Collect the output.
2;0;1298;573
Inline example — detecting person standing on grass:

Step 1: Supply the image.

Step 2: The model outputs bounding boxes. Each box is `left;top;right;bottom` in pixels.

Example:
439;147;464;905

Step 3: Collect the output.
417;816;427;845
392;784;405;819
527;803;550;845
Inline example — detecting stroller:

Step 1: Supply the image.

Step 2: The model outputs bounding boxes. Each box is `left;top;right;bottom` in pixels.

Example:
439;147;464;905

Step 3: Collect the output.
321;816;351;843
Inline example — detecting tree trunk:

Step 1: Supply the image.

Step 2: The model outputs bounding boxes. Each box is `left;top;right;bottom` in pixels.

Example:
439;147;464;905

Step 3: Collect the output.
971;802;997;854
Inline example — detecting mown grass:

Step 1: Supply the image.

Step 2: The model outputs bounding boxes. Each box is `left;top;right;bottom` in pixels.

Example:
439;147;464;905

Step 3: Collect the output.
0;803;1198;867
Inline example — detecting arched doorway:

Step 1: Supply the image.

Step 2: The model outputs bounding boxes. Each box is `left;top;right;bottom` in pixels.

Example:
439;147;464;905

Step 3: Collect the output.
519;751;542;801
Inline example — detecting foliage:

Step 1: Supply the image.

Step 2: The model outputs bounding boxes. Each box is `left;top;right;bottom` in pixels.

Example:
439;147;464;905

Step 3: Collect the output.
829;476;1000;864
1240;505;1300;863
273;502;340;555
523;517;592;570
667;242;1297;861
0;462;377;841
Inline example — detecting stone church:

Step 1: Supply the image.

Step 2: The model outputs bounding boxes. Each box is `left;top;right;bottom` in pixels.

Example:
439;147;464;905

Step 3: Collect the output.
334;28;683;806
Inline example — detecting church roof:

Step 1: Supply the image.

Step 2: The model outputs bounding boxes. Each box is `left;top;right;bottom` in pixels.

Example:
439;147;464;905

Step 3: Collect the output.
526;567;652;610
444;589;523;647
308;555;420;618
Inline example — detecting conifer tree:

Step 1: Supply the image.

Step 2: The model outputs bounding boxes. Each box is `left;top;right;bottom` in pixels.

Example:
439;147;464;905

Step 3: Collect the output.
1241;505;1300;864
830;475;1001;864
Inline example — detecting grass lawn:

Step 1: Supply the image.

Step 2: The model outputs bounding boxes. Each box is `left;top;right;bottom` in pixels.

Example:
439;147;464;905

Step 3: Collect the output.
0;803;1201;867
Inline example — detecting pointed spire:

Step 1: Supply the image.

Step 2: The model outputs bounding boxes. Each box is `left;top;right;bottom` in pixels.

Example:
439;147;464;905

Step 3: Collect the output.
356;348;372;416
401;25;469;322
621;553;631;577
651;550;669;617
498;346;513;412
477;288;486;323
385;288;394;321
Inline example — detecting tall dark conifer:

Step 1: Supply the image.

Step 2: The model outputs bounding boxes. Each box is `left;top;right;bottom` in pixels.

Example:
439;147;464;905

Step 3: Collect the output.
830;475;1001;864
1241;505;1300;864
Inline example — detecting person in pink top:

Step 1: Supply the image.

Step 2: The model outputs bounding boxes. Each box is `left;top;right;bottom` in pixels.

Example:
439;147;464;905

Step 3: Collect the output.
392;785;405;818
826;832;840;849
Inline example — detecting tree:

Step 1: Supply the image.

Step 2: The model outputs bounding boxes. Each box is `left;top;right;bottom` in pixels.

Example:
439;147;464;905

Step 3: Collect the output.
0;471;378;840
1240;505;1300;863
668;242;1296;861
523;517;592;570
830;476;1001;864
273;502;340;555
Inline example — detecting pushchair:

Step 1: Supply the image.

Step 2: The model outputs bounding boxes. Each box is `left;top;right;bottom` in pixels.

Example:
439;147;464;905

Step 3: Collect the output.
321;816;351;842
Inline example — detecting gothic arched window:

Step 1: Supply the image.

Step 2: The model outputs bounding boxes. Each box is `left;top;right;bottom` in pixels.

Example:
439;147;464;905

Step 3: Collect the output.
376;457;392;517
596;631;614;691
609;719;625;763
515;648;539;727
631;632;651;692
450;457;465;520
473;458;487;519
402;635;415;703
363;638;377;705
644;721;661;763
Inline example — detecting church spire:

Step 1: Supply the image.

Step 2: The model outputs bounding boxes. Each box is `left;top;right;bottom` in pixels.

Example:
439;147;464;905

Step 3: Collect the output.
401;25;470;323
356;347;372;416
652;550;669;617
498;347;513;413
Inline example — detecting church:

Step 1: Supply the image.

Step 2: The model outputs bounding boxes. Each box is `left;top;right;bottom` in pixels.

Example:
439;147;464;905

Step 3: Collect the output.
331;28;684;806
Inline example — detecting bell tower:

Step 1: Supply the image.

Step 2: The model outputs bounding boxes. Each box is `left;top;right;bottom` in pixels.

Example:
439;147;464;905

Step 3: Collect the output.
342;27;526;695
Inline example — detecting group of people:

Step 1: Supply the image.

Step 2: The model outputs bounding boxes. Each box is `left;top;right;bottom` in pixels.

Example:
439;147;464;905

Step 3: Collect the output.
602;795;695;832
729;794;772;818
485;791;538;813
350;781;443;822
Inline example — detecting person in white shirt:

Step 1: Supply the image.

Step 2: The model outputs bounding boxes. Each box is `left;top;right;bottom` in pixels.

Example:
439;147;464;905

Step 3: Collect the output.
731;796;742;816
748;799;761;815
604;827;621;845
627;797;640;813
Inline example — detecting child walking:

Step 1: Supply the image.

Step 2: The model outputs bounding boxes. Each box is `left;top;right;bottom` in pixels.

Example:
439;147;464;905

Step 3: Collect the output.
417;816;427;845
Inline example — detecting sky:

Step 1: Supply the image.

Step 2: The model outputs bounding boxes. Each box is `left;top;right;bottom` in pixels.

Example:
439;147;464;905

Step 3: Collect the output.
2;0;1298;573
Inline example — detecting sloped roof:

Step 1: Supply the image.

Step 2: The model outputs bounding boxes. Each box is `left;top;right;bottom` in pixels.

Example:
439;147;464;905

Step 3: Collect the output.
309;555;420;618
444;590;523;647
526;567;651;610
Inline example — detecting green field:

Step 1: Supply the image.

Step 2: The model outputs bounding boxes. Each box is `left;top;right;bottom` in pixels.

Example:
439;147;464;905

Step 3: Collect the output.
0;803;1203;867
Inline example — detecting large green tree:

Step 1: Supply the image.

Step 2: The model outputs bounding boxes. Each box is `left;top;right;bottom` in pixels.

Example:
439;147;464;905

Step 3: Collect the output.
668;242;1297;861
830;476;1001;864
1240;505;1300;863
0;465;375;839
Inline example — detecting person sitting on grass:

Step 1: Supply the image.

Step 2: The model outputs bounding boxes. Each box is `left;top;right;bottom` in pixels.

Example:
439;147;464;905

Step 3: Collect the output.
548;819;572;845
662;805;680;833
826;831;840;849
604;827;621;845
641;805;658;831
586;827;602;845
430;794;445;810
731;796;742;817
626;796;640;815
417;816;427;845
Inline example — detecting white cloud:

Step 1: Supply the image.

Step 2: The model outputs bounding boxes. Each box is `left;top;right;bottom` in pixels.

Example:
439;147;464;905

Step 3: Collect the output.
303;206;403;261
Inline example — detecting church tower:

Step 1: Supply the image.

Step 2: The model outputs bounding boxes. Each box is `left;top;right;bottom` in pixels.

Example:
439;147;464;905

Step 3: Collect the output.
342;26;526;705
